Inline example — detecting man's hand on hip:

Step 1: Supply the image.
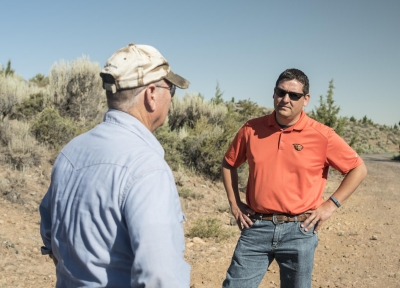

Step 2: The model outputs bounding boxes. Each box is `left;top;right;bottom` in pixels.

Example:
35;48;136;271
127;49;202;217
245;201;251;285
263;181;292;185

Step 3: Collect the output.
301;200;337;233
231;202;255;230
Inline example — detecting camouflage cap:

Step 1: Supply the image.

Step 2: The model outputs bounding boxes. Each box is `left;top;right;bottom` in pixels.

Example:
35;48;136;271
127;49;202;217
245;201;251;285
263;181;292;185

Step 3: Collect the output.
100;43;189;93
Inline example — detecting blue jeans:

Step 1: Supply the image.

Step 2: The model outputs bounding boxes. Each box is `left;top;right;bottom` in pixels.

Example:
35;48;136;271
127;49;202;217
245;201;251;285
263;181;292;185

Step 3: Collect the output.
223;216;318;288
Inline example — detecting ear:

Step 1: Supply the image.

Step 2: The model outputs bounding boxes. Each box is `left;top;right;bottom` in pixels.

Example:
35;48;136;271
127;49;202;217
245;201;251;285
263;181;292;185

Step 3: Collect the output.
144;84;157;112
303;94;311;107
273;87;276;99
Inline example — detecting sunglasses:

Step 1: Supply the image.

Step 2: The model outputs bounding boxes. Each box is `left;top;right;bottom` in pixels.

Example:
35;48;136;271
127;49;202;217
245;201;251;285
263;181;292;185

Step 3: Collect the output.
156;84;176;97
275;87;304;101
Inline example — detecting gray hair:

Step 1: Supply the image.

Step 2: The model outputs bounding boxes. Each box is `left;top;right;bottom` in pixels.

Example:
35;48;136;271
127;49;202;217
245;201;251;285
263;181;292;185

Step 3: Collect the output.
106;80;163;112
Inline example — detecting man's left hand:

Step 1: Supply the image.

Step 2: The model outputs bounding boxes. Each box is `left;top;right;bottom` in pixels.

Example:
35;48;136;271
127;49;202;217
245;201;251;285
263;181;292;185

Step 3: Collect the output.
301;200;338;233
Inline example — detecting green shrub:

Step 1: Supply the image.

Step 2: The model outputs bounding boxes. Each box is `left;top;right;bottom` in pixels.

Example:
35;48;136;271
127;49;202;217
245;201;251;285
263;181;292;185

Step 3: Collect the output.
178;188;192;198
13;93;46;120
29;73;49;87
231;99;271;123
309;79;346;136
154;124;184;171
0;120;43;170
217;204;230;213
31;107;78;148
187;217;232;241
181;109;252;181
0;73;44;121
178;188;204;199
48;55;105;122
183;118;225;179
0;172;28;204
168;93;227;130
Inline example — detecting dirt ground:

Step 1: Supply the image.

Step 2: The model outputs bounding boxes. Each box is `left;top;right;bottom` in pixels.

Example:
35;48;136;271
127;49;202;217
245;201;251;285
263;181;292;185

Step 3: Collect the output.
0;154;399;288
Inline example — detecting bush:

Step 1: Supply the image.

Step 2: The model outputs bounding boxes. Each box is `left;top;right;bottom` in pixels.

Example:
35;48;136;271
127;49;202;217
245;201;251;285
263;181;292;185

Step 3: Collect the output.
183;117;225;179
178;188;204;199
182;108;253;180
187;217;232;241
154;124;184;171
13;93;46;120
0;120;43;170
159;96;270;182
48;55;105;123
216;204;230;213
0;74;44;121
29;74;49;87
168;93;227;130
31;107;79;148
0;172;28;204
310;79;346;136
231;99;272;123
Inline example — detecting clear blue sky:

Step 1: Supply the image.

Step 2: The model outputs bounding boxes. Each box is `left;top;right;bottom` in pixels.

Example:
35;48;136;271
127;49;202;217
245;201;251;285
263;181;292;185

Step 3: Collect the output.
1;0;399;126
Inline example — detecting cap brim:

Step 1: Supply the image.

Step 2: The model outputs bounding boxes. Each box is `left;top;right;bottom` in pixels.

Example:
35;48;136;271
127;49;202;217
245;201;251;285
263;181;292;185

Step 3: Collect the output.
164;70;190;89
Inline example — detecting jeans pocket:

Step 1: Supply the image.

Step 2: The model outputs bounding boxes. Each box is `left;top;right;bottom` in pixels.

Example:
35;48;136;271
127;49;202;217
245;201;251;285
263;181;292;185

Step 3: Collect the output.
297;221;316;236
241;218;260;232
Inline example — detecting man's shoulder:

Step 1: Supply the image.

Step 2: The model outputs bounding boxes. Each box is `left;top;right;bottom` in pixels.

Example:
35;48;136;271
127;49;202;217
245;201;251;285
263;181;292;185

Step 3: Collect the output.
303;115;334;138
60;123;167;172
244;114;270;128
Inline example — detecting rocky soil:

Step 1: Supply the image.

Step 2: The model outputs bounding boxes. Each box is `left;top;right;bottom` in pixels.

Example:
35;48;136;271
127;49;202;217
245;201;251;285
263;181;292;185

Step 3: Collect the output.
0;154;399;288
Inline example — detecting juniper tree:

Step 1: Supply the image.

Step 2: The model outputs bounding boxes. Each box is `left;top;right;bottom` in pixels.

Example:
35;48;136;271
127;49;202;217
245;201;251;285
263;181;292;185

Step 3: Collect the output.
29;73;49;87
310;79;345;136
211;81;224;105
0;60;15;77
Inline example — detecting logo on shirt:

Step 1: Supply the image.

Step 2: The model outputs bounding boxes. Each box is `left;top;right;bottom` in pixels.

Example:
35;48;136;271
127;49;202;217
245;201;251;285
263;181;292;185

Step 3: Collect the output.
293;144;303;151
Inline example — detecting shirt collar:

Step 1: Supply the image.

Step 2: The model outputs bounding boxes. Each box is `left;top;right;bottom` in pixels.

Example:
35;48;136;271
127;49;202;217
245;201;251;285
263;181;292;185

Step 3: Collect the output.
267;110;308;131
103;109;165;157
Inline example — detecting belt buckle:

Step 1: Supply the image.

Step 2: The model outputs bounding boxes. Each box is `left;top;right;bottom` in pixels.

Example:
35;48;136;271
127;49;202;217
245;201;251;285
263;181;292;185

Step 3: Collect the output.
272;214;285;224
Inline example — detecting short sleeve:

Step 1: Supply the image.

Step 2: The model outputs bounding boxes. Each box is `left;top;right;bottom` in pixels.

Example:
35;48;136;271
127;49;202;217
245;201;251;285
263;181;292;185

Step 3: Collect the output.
326;130;364;174
224;125;248;168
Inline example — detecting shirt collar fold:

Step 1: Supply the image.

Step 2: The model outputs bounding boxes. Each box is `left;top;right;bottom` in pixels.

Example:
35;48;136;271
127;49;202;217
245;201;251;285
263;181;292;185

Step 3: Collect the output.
103;109;165;157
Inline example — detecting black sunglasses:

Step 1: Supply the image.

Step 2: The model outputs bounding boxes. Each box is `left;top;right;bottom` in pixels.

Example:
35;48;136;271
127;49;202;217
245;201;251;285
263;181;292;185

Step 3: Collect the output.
275;87;304;101
156;84;176;97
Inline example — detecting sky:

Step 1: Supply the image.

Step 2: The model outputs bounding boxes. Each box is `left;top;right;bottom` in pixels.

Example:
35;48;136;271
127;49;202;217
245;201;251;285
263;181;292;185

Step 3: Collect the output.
1;0;399;126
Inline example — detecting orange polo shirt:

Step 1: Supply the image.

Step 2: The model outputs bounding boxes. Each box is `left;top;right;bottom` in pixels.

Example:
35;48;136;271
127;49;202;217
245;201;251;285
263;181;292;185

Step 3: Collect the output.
224;111;363;215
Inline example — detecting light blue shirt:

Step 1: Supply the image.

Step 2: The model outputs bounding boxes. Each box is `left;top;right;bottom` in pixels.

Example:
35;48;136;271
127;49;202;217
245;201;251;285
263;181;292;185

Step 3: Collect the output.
40;109;190;287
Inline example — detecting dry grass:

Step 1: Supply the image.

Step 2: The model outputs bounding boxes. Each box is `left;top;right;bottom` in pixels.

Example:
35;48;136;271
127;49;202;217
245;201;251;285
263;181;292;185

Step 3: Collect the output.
187;217;233;241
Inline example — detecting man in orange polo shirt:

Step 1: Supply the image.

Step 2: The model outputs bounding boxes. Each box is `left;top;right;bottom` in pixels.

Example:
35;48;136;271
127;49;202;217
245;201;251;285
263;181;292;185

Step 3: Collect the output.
222;68;367;288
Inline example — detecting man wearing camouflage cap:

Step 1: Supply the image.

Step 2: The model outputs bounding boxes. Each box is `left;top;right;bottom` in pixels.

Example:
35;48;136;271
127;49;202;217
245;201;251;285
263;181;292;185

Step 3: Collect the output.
40;43;190;287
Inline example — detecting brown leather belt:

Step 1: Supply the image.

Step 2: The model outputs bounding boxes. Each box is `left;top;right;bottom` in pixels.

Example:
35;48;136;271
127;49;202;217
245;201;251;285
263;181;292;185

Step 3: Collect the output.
251;213;311;223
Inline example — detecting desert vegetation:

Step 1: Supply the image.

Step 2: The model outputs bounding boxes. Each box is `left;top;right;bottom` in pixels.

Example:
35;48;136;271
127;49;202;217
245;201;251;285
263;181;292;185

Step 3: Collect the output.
0;58;399;237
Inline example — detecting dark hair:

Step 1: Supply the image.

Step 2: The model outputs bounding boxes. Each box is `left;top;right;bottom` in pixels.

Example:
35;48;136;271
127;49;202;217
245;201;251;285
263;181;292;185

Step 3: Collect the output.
275;68;309;95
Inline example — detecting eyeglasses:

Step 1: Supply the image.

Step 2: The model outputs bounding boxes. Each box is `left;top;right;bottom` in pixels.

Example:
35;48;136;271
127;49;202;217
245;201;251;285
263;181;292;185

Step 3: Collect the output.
156;85;176;97
275;87;304;101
